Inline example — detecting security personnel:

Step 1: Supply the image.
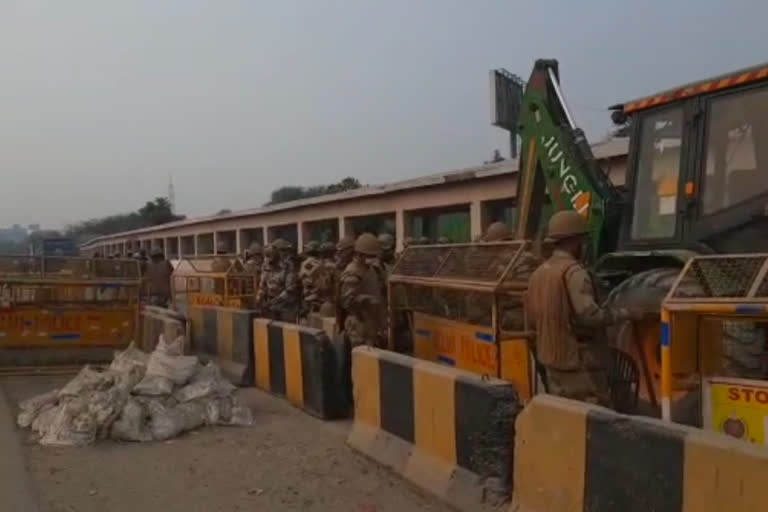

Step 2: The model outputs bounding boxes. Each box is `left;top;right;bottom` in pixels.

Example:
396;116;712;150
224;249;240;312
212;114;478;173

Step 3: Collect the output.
211;241;231;272
335;236;355;272
483;221;513;242
339;233;385;347
299;240;324;317
244;242;263;275
256;239;299;322
144;246;174;307
527;211;639;406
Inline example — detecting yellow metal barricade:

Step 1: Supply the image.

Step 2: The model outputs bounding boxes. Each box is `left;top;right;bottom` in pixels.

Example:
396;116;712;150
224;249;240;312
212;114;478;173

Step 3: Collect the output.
388;241;538;401
0;255;141;367
661;254;768;442
172;257;257;314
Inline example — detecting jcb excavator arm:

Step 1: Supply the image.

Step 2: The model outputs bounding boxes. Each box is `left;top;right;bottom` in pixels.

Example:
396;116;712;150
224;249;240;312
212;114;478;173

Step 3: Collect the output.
515;59;623;261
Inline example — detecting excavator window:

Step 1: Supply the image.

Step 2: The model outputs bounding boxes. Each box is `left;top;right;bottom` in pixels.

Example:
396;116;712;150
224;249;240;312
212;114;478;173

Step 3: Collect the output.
630;107;684;240
701;86;768;215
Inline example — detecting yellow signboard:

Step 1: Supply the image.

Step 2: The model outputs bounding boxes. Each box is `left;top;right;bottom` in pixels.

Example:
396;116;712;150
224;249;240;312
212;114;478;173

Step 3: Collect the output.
188;293;242;308
412;312;498;376
703;376;768;445
0;308;135;348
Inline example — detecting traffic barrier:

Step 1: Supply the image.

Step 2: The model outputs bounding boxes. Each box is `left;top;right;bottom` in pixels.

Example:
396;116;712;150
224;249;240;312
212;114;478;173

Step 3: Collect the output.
253;319;345;419
188;305;257;385
139;305;187;352
348;347;519;512
511;394;768;512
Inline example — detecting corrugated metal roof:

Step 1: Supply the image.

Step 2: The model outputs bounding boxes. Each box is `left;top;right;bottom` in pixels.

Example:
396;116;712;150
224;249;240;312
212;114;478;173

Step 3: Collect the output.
83;138;628;245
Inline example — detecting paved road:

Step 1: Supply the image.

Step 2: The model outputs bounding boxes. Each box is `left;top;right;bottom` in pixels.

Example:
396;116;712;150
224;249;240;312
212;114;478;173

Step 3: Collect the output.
2;376;440;512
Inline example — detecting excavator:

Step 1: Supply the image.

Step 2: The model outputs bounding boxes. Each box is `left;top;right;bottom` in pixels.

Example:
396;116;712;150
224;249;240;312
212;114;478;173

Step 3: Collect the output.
512;59;768;418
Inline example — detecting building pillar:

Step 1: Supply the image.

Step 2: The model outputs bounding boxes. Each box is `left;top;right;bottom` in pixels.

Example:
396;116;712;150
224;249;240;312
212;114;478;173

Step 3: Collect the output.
395;209;405;252
235;229;241;255
296;222;305;250
194;235;199;256
470;200;483;241
337;217;346;240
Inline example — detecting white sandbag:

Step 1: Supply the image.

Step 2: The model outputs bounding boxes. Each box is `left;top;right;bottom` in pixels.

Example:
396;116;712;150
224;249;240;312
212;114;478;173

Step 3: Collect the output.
109;342;149;375
228;404;253;427
146;351;198;386
89;388;127;440
31;404;58;435
111;365;145;395
147;401;186;441
176;402;206;431
40;398;98;446
59;366;112;398
17;388;60;428
204;399;221;426
174;364;235;403
110;399;152;442
132;375;174;396
154;334;185;356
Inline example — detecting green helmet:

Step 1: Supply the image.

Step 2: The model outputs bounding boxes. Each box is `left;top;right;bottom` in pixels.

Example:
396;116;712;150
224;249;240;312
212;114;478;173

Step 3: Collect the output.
336;236;355;252
377;233;394;251
354;233;380;256
272;238;291;251
150;246;163;257
303;240;320;255
248;242;263;255
319;241;335;254
484;222;513;242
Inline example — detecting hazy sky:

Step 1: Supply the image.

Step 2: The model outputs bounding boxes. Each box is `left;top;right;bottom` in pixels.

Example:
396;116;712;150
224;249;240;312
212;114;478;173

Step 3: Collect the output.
2;1;766;228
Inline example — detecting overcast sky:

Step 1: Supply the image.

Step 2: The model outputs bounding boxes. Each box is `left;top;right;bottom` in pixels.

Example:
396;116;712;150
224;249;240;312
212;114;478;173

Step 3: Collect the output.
1;0;766;228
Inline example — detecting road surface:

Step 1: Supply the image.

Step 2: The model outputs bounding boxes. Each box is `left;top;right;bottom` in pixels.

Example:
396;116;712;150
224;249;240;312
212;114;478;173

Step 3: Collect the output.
2;375;441;512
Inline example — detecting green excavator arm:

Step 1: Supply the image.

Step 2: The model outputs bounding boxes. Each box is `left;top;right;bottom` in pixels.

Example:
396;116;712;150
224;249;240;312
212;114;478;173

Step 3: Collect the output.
514;59;624;261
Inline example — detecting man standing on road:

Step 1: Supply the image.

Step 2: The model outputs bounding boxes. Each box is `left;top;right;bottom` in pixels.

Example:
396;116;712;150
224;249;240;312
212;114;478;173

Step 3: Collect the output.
257;239;299;322
526;211;640;406
144;246;174;307
339;233;385;348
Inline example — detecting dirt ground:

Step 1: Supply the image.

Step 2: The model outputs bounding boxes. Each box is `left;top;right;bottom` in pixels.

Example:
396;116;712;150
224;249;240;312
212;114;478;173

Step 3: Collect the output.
3;376;442;512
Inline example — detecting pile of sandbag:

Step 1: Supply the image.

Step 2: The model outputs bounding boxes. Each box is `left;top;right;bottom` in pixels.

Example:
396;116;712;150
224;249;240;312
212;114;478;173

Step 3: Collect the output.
17;335;252;446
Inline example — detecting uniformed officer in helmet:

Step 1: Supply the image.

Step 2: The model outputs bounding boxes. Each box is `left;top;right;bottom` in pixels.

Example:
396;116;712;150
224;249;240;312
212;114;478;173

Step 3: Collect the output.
256;239;299;321
145;246;174;307
339;233;385;348
527;211;642;406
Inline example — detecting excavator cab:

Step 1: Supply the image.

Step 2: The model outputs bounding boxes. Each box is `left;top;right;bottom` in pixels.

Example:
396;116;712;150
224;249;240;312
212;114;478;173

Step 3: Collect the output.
616;63;768;255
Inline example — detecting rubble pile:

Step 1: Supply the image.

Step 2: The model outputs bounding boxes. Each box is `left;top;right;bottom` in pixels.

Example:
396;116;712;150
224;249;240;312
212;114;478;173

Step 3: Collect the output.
17;336;252;446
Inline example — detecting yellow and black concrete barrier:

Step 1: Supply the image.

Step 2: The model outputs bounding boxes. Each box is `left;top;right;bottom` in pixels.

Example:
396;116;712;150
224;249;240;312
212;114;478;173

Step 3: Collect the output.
511;394;768;512
253;319;346;419
139;305;187;352
187;305;257;385
347;347;520;512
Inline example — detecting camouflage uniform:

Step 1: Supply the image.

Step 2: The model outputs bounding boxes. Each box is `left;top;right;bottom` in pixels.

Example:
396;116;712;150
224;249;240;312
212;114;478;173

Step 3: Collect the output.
339;234;385;347
256;242;299;322
299;242;331;317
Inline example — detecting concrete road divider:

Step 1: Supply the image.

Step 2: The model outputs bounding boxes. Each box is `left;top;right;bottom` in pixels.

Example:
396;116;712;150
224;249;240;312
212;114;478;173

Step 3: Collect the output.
512;394;768;512
139;305;187;352
187;305;257;385
253;319;345;419
348;347;520;512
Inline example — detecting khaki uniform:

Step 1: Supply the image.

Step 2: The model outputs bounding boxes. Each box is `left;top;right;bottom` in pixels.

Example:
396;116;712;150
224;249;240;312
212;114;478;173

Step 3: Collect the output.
257;258;299;322
527;249;627;405
145;260;174;307
339;260;385;347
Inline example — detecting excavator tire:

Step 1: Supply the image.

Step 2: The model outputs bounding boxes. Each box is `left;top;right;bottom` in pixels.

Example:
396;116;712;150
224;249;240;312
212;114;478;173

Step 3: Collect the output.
605;267;766;424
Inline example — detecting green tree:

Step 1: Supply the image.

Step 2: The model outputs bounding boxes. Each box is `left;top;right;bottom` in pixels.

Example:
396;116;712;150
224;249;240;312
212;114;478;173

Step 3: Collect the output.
66;197;184;239
267;177;361;205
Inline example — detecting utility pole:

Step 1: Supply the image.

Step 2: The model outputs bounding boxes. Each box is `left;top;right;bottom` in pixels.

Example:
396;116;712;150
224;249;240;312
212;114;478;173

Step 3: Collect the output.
168;174;176;214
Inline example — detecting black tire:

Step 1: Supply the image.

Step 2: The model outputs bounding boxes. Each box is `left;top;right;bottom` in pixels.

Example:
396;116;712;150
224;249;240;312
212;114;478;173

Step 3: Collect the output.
606;267;766;423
